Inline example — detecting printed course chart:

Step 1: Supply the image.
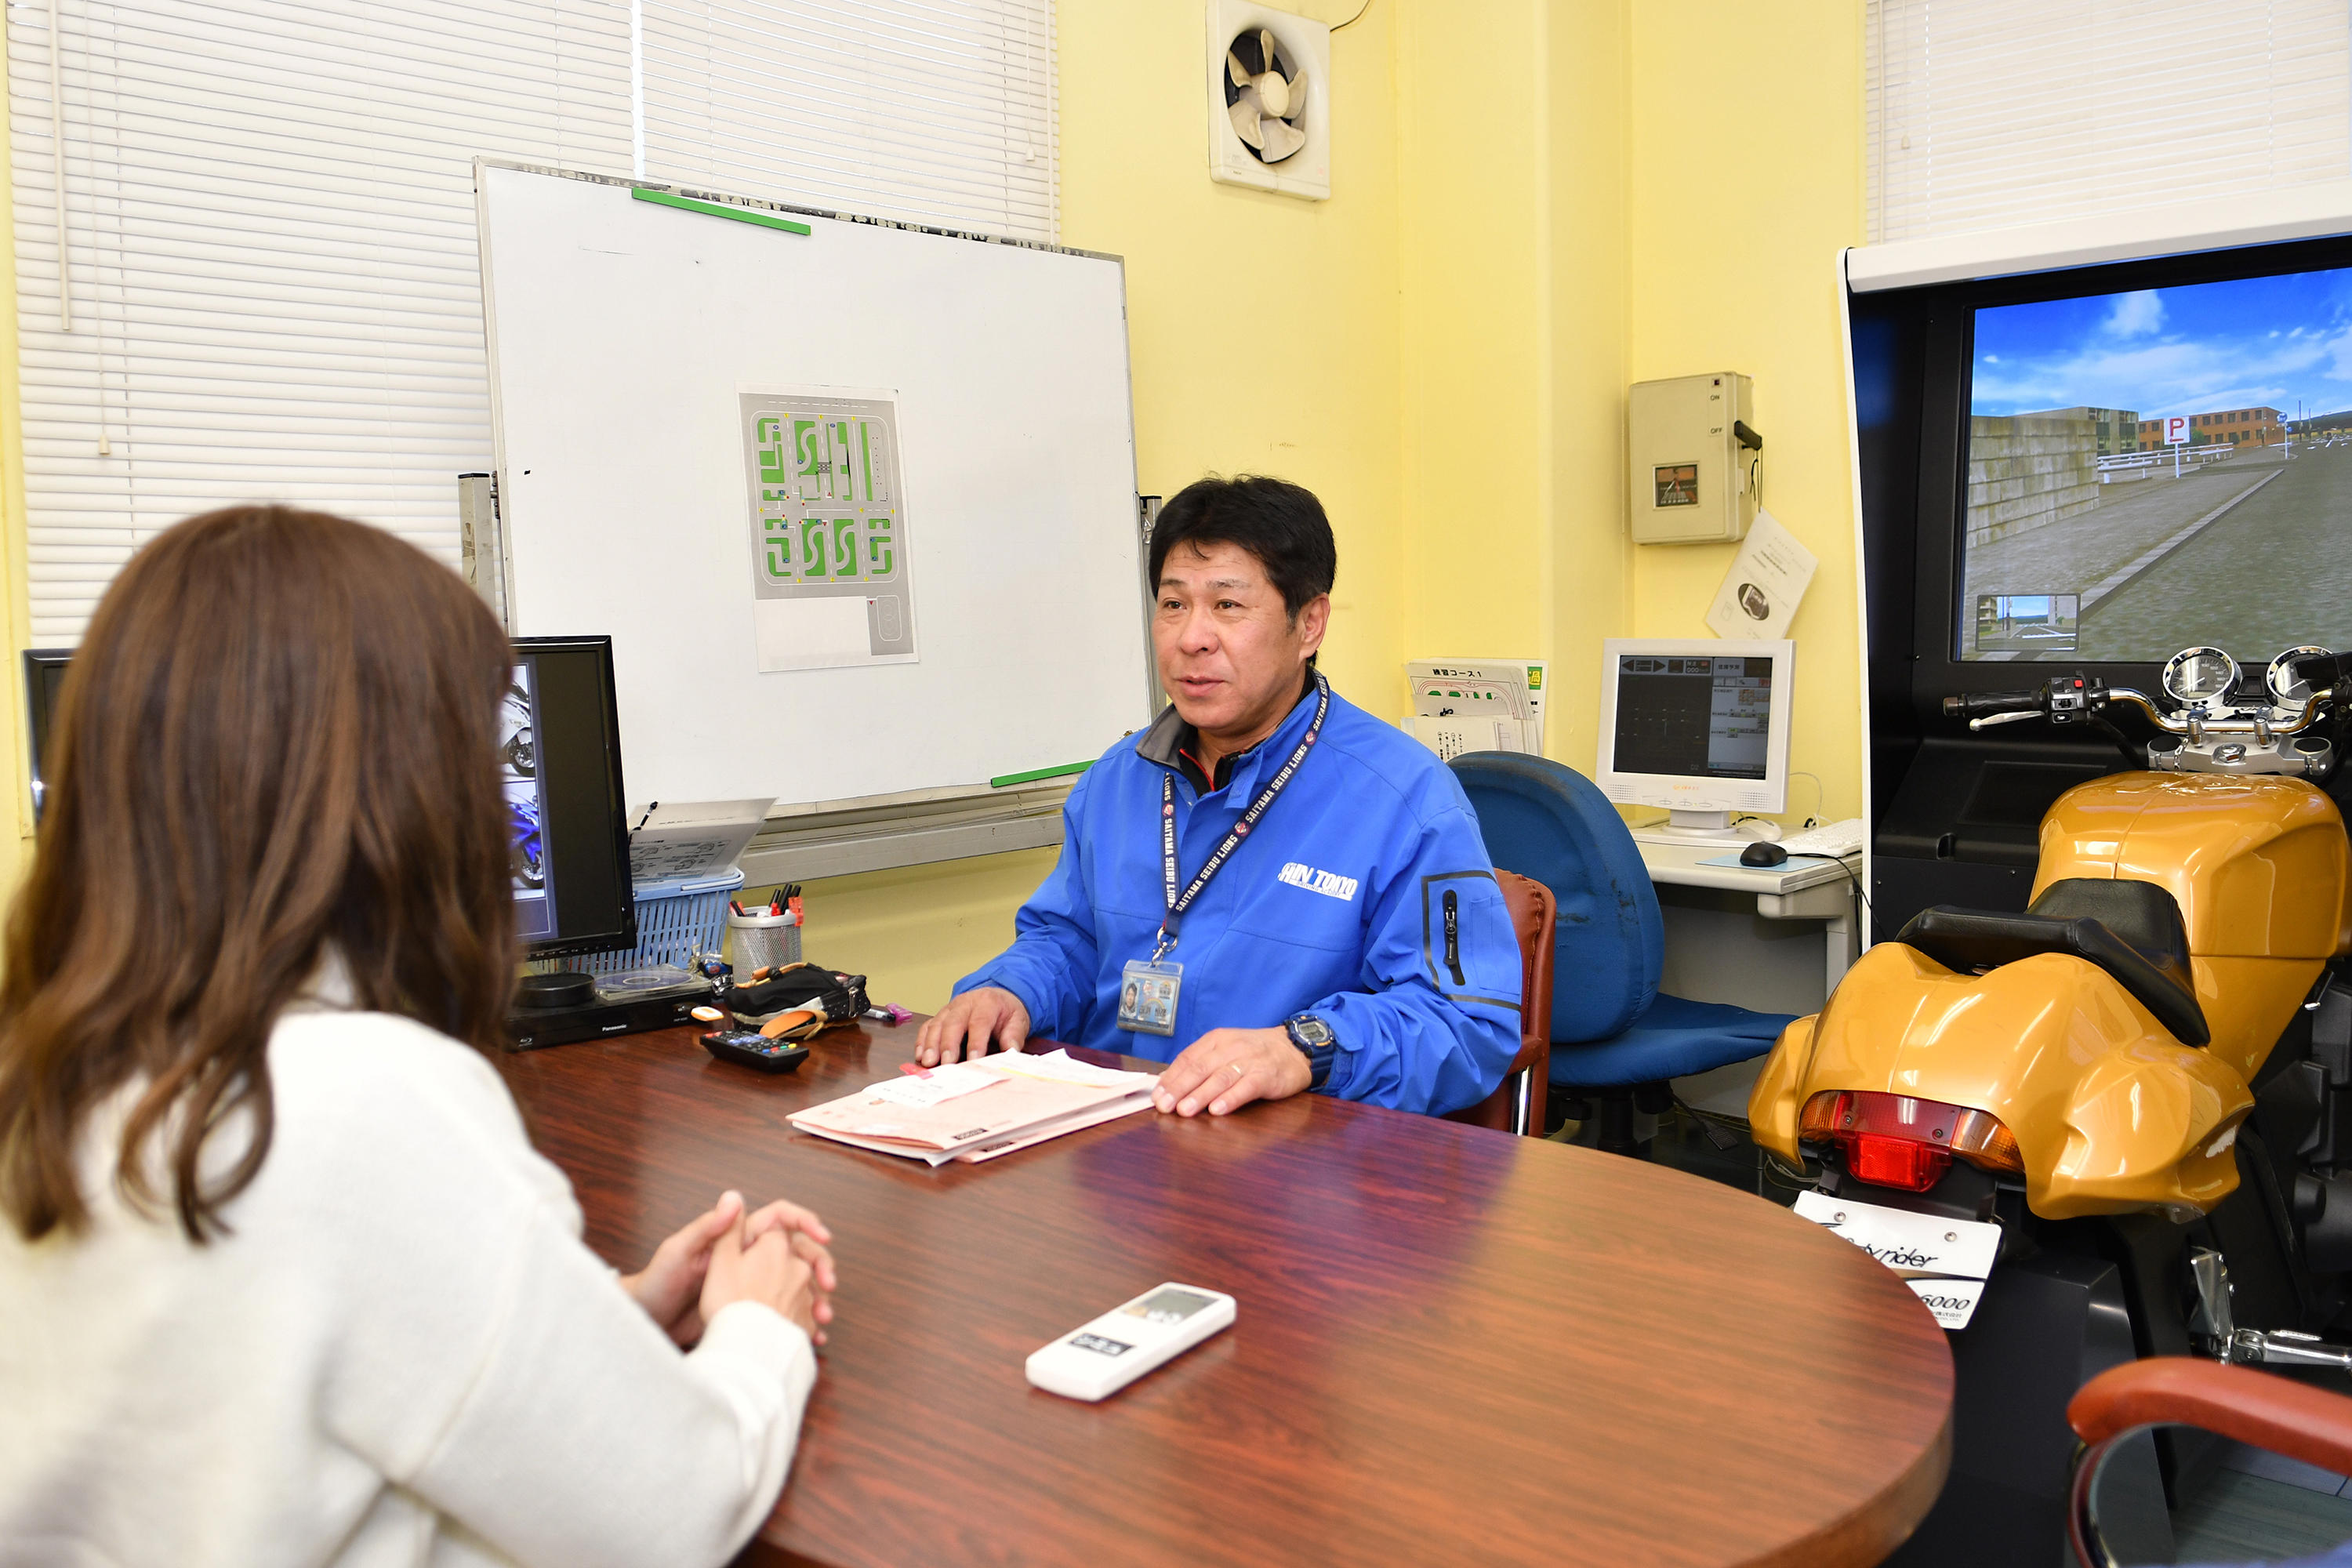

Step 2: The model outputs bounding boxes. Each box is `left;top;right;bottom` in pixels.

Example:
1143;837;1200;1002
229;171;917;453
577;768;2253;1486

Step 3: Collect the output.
740;390;917;672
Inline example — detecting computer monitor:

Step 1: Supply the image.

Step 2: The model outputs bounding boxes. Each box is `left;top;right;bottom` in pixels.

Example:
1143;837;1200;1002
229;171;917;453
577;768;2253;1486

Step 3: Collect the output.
22;650;67;823
22;633;633;963
503;636;634;962
1594;637;1795;840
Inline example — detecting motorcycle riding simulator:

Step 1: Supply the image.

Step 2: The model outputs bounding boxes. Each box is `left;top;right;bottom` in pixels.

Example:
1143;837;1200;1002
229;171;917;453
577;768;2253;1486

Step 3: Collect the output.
1817;227;2352;1563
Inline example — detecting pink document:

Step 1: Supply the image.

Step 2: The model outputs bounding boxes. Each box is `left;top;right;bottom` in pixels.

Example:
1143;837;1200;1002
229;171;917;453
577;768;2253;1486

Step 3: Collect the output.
788;1051;1158;1165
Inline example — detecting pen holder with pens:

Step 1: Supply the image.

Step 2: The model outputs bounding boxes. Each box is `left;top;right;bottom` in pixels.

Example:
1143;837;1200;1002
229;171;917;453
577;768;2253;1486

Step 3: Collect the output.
726;905;803;974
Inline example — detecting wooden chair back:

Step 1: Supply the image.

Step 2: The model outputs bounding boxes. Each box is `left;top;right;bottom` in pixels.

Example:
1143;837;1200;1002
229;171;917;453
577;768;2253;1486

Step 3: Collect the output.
2067;1357;2352;1565
1444;869;1555;1135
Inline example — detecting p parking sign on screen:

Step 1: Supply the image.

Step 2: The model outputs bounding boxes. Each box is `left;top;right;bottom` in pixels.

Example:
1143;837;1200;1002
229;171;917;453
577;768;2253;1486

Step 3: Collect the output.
2164;415;2190;445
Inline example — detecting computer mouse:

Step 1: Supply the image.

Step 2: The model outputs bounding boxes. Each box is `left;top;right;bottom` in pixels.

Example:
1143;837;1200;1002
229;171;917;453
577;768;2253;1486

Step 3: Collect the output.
1740;840;1789;868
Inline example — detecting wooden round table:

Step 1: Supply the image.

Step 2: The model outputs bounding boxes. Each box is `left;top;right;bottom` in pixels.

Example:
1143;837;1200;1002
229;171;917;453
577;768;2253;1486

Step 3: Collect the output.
501;1023;1952;1566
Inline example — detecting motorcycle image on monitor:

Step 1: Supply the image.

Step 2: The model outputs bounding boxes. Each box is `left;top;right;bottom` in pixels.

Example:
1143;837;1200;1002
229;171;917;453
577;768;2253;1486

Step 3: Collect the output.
1751;644;2352;1377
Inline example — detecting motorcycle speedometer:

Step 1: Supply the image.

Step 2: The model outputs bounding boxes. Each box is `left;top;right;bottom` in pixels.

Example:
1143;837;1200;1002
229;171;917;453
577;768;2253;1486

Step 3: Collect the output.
2161;645;2239;706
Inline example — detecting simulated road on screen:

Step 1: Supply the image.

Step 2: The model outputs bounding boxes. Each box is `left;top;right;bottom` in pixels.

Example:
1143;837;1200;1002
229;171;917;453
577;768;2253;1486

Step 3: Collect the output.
2077;437;2352;662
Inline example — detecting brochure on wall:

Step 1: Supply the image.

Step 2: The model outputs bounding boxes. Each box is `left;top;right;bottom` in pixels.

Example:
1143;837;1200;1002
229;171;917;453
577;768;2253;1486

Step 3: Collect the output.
1704;510;1818;641
1406;659;1548;754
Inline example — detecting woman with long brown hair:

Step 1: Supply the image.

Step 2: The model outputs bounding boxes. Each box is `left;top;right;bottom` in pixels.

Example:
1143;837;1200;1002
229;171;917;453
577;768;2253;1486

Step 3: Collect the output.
0;506;837;1566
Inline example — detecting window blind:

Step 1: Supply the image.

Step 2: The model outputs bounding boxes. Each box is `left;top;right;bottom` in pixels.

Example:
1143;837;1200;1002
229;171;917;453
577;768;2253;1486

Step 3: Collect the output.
4;1;634;639
6;0;1056;642
1867;0;2352;246
640;0;1056;245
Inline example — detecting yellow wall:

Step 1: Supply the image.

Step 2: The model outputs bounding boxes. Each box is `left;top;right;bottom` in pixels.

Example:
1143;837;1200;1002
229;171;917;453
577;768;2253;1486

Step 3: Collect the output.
794;0;1417;1010
1058;0;1408;710
1394;2;1559;692
779;0;1870;1009
1626;1;1867;822
782;845;1059;1012
0;2;1872;1006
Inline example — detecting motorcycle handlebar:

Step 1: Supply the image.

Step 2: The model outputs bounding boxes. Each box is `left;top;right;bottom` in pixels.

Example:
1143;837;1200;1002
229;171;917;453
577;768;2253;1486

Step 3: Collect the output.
1943;688;2042;717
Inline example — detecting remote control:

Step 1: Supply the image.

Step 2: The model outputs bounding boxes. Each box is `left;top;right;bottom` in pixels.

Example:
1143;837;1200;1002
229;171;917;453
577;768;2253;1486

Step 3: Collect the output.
700;1029;810;1074
1025;1283;1236;1401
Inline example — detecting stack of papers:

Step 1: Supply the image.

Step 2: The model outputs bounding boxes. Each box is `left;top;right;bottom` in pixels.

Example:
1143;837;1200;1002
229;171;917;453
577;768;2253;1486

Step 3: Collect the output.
788;1051;1159;1167
627;798;775;884
1402;659;1547;757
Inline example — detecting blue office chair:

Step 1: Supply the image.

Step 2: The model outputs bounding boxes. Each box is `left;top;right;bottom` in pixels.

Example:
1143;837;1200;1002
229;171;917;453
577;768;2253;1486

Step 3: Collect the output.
1449;752;1798;1155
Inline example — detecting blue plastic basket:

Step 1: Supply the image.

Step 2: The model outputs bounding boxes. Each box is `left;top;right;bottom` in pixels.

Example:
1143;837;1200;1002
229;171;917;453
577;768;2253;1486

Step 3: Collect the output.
558;868;746;976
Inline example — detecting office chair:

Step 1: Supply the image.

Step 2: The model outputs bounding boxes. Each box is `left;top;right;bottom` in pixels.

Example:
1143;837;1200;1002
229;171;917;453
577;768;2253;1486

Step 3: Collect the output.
1444;869;1555;1136
2069;1358;2352;1568
1448;752;1798;1155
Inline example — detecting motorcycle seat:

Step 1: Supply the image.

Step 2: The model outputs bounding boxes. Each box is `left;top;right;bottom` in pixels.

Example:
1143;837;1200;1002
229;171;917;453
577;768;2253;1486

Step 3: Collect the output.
1896;877;2211;1047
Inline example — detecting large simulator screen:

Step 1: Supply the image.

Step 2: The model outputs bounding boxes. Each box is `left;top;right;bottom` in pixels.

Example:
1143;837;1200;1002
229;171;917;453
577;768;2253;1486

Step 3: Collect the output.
1611;655;1773;779
1962;267;2352;663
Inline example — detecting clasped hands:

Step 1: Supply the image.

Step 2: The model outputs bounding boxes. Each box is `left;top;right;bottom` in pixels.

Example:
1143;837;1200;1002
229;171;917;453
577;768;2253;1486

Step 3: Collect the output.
914;986;1309;1116
622;1190;837;1348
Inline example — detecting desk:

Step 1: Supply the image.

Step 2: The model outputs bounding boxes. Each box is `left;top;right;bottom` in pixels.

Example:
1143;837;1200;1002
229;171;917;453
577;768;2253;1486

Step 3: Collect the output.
1634;840;1862;997
500;1022;1952;1567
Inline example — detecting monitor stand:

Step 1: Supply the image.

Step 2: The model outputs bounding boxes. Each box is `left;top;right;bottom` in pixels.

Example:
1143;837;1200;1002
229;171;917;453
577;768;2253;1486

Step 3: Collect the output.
1627;808;1776;848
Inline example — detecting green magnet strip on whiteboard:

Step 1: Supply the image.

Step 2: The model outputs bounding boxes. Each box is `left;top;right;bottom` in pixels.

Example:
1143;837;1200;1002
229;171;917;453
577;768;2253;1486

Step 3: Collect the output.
631;187;812;236
990;761;1093;789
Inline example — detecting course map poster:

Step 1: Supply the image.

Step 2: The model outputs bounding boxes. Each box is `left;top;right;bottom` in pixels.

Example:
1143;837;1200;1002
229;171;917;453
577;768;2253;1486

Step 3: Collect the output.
740;389;918;673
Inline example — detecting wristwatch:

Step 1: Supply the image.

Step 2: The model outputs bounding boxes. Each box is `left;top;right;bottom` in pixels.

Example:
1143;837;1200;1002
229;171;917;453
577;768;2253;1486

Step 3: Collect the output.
1285;1013;1338;1091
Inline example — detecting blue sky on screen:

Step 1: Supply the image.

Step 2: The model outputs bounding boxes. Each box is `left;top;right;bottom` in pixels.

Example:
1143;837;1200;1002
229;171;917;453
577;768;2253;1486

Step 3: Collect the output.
1972;268;2352;420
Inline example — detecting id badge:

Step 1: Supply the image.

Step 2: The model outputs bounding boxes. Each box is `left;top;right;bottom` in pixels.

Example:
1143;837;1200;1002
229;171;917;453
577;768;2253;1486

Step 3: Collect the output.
1118;959;1183;1036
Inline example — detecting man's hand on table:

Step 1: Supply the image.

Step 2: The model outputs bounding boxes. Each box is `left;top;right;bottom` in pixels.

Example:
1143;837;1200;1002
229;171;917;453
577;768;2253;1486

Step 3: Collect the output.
1153;1026;1312;1117
916;986;1029;1065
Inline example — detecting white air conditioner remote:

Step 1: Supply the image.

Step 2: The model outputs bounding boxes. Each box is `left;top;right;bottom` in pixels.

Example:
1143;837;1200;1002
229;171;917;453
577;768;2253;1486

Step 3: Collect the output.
1024;1283;1236;1401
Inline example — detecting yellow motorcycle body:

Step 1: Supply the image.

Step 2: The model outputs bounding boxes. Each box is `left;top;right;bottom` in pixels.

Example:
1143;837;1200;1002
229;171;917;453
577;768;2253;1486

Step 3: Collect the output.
1751;772;2352;1220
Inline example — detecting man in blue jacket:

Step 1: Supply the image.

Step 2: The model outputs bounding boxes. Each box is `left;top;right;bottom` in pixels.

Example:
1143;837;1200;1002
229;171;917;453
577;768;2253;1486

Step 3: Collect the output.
915;476;1523;1119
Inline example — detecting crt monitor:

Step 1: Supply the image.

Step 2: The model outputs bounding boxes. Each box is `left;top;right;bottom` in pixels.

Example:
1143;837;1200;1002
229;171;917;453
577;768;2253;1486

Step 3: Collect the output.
1593;637;1796;840
22;633;633;963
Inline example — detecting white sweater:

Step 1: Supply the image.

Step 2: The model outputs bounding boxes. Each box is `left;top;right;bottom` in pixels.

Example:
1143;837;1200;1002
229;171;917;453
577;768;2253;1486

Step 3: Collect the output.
0;1006;817;1568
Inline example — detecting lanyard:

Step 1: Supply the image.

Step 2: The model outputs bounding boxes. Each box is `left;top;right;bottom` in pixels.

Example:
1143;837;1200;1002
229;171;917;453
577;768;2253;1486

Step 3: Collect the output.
1152;673;1330;962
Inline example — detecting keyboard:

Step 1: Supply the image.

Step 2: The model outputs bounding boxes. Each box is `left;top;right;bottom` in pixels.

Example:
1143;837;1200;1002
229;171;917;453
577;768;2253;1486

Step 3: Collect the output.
1779;818;1866;858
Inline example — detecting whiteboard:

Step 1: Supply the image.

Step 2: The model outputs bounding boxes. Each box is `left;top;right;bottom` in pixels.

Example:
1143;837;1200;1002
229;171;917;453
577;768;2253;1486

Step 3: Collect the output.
475;164;1149;810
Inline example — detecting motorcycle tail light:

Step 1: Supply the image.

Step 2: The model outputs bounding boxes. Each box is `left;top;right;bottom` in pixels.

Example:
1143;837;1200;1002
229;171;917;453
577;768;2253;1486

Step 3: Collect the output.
1846;1133;1951;1192
1799;1089;2026;1189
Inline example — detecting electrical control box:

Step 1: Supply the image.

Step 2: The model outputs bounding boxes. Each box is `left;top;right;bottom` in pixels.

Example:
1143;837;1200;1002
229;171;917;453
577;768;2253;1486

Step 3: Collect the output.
1628;372;1759;545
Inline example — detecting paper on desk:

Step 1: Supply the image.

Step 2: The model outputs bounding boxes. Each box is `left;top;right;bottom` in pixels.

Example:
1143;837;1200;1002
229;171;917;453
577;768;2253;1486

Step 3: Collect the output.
802;1094;1155;1167
627;798;775;884
1704;511;1817;641
989;1048;1156;1088
951;1095;1153;1163
866;1061;1001;1109
789;1055;1157;1160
